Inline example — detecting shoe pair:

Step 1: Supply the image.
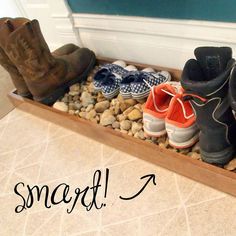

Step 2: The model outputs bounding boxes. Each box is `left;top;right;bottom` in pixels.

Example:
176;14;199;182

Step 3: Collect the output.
93;60;171;100
181;46;236;165
93;60;137;99
120;68;171;100
0;17;96;105
143;82;199;149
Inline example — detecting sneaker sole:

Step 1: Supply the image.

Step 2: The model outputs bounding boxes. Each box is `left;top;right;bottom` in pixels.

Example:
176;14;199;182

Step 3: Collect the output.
143;127;167;137
132;90;150;100
120;92;132;99
168;132;199;149
103;88;120;100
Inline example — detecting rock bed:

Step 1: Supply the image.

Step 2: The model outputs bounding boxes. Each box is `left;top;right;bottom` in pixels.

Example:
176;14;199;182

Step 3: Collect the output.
53;66;236;172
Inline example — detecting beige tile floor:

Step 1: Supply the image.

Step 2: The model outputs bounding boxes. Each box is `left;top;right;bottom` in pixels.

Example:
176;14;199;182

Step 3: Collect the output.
0;108;236;236
0;65;14;118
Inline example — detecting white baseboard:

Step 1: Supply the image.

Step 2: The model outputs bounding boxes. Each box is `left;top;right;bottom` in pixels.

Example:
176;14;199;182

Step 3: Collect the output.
73;14;236;70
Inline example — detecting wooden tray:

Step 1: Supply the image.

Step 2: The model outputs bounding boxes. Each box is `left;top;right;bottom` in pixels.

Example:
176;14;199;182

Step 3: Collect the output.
7;57;236;197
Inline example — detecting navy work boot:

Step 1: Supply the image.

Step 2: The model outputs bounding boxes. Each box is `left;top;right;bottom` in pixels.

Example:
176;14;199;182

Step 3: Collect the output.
181;46;236;166
229;66;236;111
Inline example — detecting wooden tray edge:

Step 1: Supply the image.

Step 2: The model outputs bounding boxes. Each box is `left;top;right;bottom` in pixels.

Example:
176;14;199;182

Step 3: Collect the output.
7;90;236;197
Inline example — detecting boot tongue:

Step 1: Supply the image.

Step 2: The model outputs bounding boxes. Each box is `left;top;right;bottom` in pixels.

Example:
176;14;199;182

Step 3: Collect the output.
194;47;232;80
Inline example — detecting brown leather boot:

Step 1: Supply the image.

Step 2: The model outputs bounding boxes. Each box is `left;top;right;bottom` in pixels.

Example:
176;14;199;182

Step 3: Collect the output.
0;18;83;98
0;19;96;104
0;17;31;97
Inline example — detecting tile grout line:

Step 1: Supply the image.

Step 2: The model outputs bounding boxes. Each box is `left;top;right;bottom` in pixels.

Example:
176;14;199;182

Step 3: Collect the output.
22;211;29;236
59;208;65;236
174;174;192;236
0;113;10;139
3;150;18;194
36;123;51;184
186;195;226;208
157;206;182;236
31;209;60;236
13;145;45;170
156;175;199;236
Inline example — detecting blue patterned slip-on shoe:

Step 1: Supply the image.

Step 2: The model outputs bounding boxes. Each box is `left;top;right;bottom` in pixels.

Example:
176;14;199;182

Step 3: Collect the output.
101;72;122;99
93;61;127;91
120;71;138;99
131;71;171;100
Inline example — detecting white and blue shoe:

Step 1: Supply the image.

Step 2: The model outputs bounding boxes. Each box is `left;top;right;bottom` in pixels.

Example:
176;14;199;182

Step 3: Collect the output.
120;68;171;100
100;72;121;99
93;60;128;91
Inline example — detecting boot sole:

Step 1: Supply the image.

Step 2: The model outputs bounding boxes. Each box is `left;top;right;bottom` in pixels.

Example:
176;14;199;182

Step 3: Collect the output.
201;145;235;166
36;53;96;105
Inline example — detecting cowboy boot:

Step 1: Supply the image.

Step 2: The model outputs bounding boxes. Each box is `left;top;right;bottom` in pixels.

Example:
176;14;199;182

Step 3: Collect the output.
0;17;31;97
181;46;236;166
0;17;82;98
0;19;96;105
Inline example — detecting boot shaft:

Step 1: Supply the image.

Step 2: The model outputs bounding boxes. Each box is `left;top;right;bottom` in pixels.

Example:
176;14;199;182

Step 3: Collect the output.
0;20;59;79
181;47;235;127
0;19;68;99
0;18;30;96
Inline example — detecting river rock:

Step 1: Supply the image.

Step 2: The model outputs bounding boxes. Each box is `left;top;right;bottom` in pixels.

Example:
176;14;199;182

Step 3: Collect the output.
128;131;133;136
61;95;69;103
127;108;142;121
53;102;68;112
117;114;127;122
134;103;143;111
88;83;95;93
73;102;82;110
100;110;116;126
73;95;79;102
131;122;143;134
95;100;110;113
68;102;75;110
123;106;134;116
69;83;80;92
125;99;137;107
86;109;96;120
117;94;124;103
97;92;106;102
224;158;236;171
188;152;201;160
69;91;79;96
192;142;200;153
120;102;128;112
68;110;75;115
86;104;94;112
120;130;128;134
80;91;95;107
114;102;120;115
112;121;120;129
79;111;86;119
120;120;132;131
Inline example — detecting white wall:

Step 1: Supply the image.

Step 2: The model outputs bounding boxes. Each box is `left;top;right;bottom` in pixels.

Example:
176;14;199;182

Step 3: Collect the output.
73;14;236;70
5;0;82;50
2;1;236;70
0;0;23;17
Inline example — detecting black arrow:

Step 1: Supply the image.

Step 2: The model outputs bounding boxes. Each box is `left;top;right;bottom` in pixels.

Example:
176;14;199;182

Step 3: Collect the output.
119;174;157;200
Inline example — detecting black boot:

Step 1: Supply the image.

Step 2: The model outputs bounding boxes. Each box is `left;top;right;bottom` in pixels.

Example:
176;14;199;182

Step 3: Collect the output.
181;46;236;166
229;67;236;111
